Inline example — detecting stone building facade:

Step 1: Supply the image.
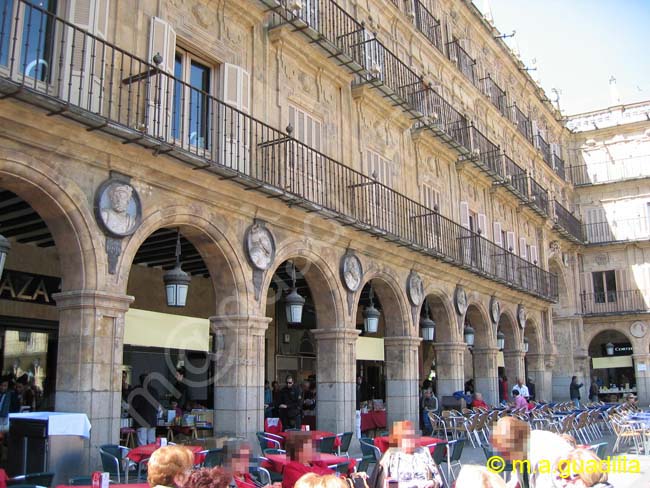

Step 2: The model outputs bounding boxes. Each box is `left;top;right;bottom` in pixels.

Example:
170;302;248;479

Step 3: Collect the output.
0;0;646;470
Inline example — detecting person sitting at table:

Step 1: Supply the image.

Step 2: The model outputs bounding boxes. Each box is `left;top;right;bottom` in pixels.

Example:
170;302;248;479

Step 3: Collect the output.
184;466;231;488
224;439;272;488
623;393;639;411
294;473;348;488
420;389;437;435
279;375;303;430
282;432;334;488
369;420;443;488
147;445;194;488
550;448;613;488
471;392;489;410
512;389;528;411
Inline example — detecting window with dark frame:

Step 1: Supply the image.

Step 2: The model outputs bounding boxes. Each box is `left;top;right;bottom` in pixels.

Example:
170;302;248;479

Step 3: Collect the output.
592;270;617;303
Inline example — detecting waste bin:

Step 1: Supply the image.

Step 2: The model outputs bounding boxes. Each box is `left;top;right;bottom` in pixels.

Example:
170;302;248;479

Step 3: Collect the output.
8;412;91;485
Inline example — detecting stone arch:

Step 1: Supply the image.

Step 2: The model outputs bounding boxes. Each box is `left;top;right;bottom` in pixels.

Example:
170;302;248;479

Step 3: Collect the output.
466;301;499;405
421;287;458;343
549;255;574;313
524;317;544;356
118;205;250;316
353;269;412;338
499;309;521;352
466;301;494;348
260;243;345;330
584;325;636;352
0;149;100;290
524;316;547;401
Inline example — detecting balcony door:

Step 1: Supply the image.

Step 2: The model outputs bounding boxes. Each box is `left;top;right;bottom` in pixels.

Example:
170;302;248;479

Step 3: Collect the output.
592;270;617;304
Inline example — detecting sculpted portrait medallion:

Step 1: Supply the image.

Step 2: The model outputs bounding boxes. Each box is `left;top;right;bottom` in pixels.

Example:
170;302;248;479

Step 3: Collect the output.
517;304;526;329
490;296;501;325
341;253;363;292
407;271;424;306
455;285;468;316
245;221;275;271
94;179;141;237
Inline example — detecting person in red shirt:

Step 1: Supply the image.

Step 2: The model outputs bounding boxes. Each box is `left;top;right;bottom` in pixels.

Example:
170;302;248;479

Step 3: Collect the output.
471;392;489;410
225;440;258;488
282;432;334;488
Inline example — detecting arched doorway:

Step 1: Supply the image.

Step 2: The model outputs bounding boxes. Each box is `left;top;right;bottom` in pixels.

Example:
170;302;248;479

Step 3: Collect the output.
588;330;636;403
465;303;497;406
524;318;544;402
498;311;522;401
354;275;415;429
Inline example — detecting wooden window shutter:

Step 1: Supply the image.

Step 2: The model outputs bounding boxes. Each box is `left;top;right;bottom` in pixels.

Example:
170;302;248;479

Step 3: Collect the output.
493;222;502;246
478;213;487;237
149;17;176;74
519;237;527;259
460;202;469;228
530;245;538;264
506;231;515;252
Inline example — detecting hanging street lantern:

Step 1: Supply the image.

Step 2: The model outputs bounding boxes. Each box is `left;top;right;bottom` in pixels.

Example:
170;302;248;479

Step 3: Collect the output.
163;229;191;307
523;336;529;354
363;286;380;334
285;261;305;325
605;342;614;356
420;299;435;342
464;322;475;348
497;329;505;351
0;233;10;277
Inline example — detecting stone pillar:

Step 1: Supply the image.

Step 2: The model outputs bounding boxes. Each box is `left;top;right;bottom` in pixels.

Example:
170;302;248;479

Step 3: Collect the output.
312;328;360;434
503;350;525;385
526;353;547;402
633;354;650;405
472;347;499;406
211;315;270;442
433;342;466;400
384;336;421;428
54;290;133;471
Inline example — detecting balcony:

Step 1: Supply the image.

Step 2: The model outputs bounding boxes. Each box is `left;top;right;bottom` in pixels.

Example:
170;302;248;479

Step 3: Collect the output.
553;201;584;243
447;40;476;86
458;125;503;180
553;153;566;181
500;155;529;201
528;177;549;217
481;75;509;119
581;290;649;316
0;0;558;301
413;0;443;54
569;154;650;186
535;134;552;168
410;87;470;151
511;104;533;143
584;217;650;244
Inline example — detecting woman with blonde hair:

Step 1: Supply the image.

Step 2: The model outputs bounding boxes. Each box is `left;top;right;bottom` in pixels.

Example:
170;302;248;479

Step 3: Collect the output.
551;448;612;488
455;466;506;488
368;420;443;488
147;445;194;488
294;474;348;488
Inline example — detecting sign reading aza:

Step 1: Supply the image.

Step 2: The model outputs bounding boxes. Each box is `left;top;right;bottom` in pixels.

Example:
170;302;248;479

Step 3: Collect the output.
0;270;60;306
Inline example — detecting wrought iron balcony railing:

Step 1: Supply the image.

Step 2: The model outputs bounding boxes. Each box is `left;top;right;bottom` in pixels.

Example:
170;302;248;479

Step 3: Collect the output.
463;125;503;179
581;290;649;316
410;86;470;150
0;0;558;301
584;217;650;244
511;104;533;143
553;201;584;243
528;177;549;217
481;75;508;119
535;134;552;168
569;154;650;186
447;40;476;86
413;0;443;54
553;153;566;181
502;155;528;200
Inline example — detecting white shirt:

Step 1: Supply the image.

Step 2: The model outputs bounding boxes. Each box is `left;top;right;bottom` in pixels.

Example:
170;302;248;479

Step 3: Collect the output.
512;384;530;398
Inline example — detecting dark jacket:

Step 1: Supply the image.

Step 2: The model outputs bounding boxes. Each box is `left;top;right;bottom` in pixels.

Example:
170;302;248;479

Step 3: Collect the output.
130;382;160;428
0;390;20;417
569;381;583;400
279;384;302;418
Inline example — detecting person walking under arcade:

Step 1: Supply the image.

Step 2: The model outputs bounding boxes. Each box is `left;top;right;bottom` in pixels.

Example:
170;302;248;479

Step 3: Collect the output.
278;375;302;430
569;376;583;409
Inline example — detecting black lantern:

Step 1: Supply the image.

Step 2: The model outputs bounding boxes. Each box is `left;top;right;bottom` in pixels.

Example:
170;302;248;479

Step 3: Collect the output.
0;233;9;277
605;342;614;356
523;336;529;354
497;329;505;351
420;299;435;342
285;261;305;325
363;286;380;334
464;322;475;348
163;229;191;307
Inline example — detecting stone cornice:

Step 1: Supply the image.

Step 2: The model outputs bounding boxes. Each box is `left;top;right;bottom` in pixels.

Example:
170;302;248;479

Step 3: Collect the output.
53;290;134;313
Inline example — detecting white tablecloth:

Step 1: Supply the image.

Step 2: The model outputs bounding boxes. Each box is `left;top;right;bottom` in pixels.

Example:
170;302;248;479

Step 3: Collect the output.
9;411;91;438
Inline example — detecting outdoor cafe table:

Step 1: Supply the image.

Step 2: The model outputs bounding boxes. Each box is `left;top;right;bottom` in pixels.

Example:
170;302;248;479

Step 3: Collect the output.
373;436;445;454
263;453;356;474
127;444;205;464
272;430;342;449
360;410;387;432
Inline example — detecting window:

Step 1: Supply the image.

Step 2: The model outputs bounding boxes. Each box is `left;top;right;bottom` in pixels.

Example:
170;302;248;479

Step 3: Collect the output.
421;183;440;213
592;270;617;303
362;150;393;230
1;0;57;81
172;49;212;149
286;105;324;203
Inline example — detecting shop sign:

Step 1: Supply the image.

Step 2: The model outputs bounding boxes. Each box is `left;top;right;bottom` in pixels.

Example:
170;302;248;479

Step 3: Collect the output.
601;342;633;357
0;269;60;306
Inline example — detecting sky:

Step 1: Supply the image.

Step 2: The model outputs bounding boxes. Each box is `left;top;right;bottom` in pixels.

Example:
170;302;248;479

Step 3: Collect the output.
473;0;650;115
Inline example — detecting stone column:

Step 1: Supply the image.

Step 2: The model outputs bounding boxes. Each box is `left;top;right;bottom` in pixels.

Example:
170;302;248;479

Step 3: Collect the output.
503;350;525;386
384;336;421;428
472;347;499;406
633;354;650;405
433;342;466;400
312;328;360;434
526;353;547;402
54;290;133;472
211;315;270;442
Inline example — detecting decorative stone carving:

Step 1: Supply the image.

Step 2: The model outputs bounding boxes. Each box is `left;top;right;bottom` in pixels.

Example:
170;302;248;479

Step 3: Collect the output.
454;285;467;316
407;270;424;306
517;304;526;329
340;251;363;292
95;178;141;238
245;221;275;271
594;253;609;265
490;296;501;325
630;321;648;339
